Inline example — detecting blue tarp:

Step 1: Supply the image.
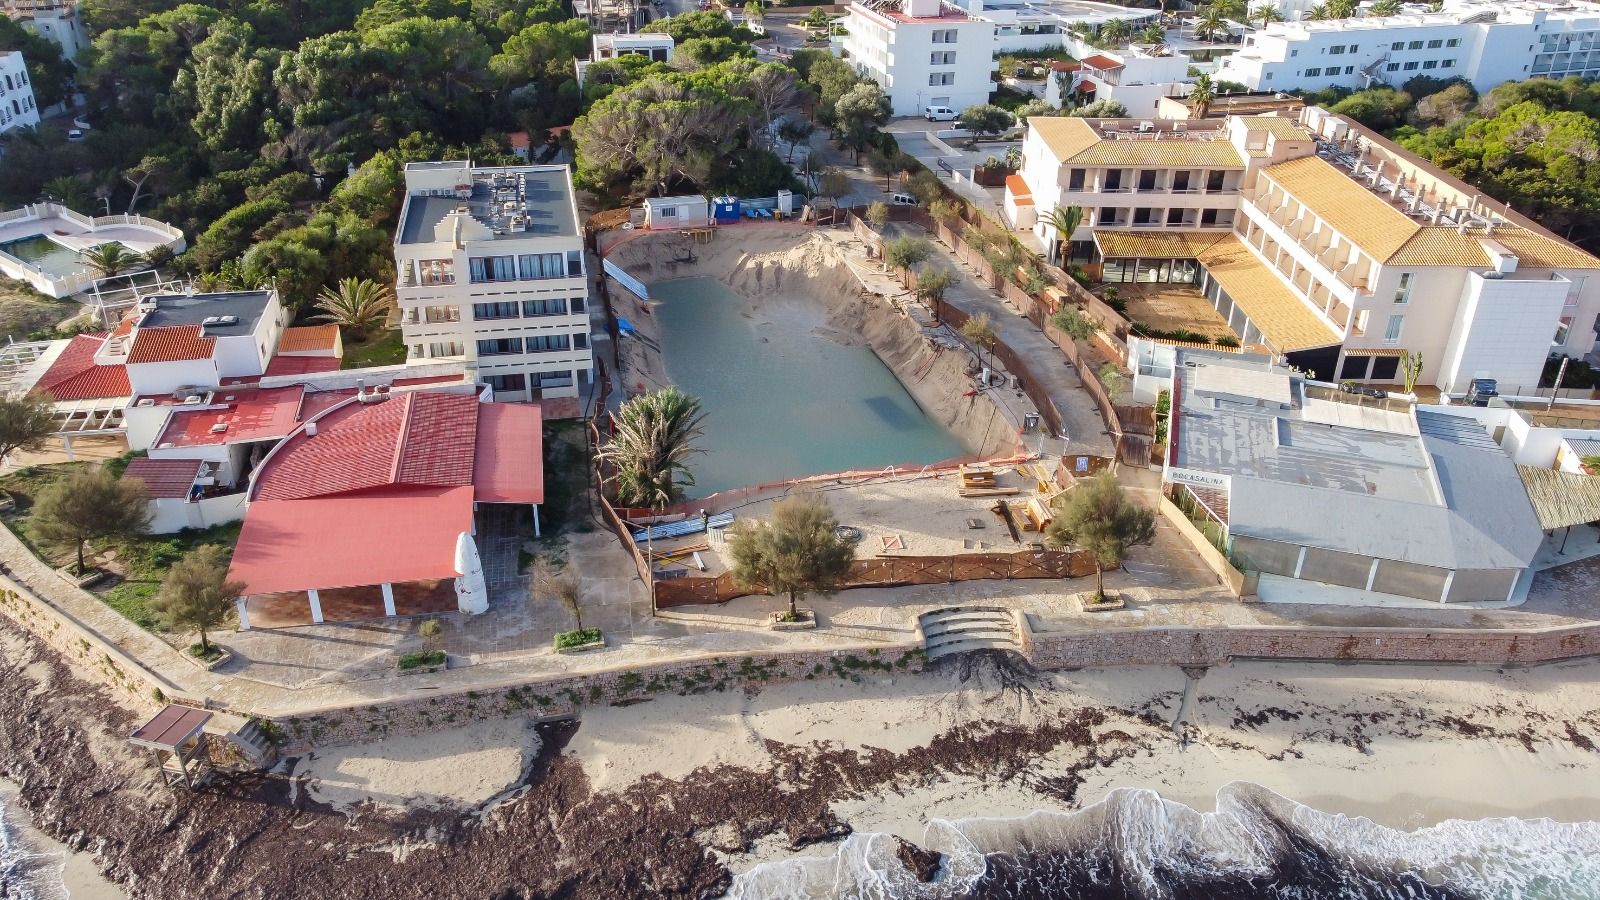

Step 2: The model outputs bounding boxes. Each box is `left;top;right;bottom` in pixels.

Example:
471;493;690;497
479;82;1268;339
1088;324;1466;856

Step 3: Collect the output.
631;511;735;542
617;317;638;335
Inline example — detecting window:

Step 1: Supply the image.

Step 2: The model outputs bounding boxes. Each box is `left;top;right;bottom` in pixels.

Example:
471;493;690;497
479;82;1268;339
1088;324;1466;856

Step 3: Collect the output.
1205;170;1226;193
570;296;586;313
929;72;954;86
1391;41;1405;50
1304;67;1322;77
1172;171;1191;192
478;337;524;355
469;255;517;282
517;252;563;279
1446;37;1461;47
1383;314;1404;344
1442;58;1455;68
1344;65;1354;75
930;51;956;65
427;341;464;357
1265;73;1273;81
1103;169;1123;191
1350;44;1358;52
1427;39;1443;48
537;369;575;388
1201;208;1219;226
1394;272;1412;304
566;250;583;277
573;332;589;350
1422;60;1437;69
1329;44;1346;55
931;29;956;43
1132;208;1156;225
522;297;567;317
1166;208;1187;225
1386;62;1401;71
473;301;520;320
484;373;527;392
526;334;572;353
1555;316;1574;346
1068;169;1086;190
1403;61;1419;70
657;206;678;218
1291;49;1298;57
1407;40;1422;49
1137;169;1159;191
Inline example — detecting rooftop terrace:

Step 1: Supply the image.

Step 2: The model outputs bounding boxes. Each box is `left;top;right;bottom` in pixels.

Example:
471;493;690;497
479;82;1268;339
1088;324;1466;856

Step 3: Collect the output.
398;164;578;246
140;291;273;337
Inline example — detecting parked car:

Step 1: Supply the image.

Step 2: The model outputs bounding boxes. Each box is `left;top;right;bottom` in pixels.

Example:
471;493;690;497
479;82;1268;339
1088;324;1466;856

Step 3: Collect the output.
924;105;958;121
66;129;85;143
889;192;919;206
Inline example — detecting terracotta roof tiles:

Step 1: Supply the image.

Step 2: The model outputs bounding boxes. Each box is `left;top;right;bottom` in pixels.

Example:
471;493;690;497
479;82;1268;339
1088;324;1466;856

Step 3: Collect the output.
276;324;341;353
33;334;131;402
127;325;216;365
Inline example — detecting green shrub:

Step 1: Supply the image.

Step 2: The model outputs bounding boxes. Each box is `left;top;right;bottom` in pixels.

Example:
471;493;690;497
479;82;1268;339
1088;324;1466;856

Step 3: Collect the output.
397;649;446;670
554;627;602;650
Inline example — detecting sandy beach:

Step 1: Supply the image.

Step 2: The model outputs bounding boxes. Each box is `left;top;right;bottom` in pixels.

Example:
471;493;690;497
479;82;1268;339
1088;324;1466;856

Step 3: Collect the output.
4;606;1600;898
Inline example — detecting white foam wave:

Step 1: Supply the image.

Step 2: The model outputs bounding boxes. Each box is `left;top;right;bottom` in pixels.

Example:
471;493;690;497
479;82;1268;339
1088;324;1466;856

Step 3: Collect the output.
0;795;70;900
725;782;1600;899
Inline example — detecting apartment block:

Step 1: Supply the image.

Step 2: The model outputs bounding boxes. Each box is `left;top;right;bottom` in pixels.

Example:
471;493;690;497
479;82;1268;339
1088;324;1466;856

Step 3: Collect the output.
393;161;593;408
1217;1;1600;93
2;1;91;61
574;32;674;85
0;51;39;134
842;0;995;117
1009;108;1600;394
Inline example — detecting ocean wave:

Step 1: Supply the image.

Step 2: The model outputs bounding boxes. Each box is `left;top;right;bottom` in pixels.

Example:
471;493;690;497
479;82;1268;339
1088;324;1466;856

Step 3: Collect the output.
0;796;70;900
726;782;1600;899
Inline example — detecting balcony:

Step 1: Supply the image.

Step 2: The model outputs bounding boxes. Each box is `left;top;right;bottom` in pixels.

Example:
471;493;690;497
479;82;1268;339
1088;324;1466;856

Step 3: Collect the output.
402;306;462;326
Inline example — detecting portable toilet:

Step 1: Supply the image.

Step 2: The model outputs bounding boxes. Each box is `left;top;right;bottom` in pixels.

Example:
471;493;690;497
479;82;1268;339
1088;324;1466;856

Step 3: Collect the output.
713;196;741;223
776;189;794;218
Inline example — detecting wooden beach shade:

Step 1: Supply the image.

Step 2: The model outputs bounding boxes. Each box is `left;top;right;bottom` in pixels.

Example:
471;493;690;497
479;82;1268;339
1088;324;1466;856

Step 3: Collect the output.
129;704;214;790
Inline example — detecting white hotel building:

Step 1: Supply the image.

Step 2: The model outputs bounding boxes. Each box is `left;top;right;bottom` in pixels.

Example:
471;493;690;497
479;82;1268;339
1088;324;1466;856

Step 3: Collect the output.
842;0;995;117
1217;1;1600;93
393;162;593;409
1007;108;1600;394
0;51;39;135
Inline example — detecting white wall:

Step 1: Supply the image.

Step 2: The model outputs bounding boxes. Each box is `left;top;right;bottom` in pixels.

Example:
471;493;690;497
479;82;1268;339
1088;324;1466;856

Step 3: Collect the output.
843;4;995;117
1440;272;1568;395
126;358;223;397
148;493;248;535
0;53;40;135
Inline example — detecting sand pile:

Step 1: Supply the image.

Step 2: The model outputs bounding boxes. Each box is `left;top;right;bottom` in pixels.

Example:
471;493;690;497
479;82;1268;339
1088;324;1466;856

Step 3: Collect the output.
297;718;541;814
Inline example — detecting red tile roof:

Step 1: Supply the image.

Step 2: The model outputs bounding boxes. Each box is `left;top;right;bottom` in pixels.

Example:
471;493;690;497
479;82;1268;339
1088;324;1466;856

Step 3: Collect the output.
264;355;343;377
33;334;132;402
253;389;481;502
227;486;475;594
474;402;544;504
154;386;308;449
122;457;204;499
1049;61;1082;73
276;324;341;353
1079;54;1123;71
127;325;215;365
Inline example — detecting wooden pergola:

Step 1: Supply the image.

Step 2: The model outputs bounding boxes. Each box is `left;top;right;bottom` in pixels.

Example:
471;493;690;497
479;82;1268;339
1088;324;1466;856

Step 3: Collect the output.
128;705;214;790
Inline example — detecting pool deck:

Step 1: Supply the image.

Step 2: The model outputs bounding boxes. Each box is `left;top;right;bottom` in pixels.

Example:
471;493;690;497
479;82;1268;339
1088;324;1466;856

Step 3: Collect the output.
0;219;170;257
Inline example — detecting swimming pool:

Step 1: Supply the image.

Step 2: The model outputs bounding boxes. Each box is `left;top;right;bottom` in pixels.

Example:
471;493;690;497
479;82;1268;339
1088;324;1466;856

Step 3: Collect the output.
651;277;969;497
0;235;100;277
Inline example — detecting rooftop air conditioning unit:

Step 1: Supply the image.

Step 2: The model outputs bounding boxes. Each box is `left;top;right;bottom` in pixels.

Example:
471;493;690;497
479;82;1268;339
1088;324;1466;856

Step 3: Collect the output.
157;442;175;449
183;395;204;404
209;423;228;434
135;398;155;408
305;421;319;437
217;315;239;325
202;316;221;326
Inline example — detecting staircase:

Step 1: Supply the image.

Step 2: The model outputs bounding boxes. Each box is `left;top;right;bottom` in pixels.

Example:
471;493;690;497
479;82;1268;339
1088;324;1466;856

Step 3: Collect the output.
207;712;276;768
919;606;1023;660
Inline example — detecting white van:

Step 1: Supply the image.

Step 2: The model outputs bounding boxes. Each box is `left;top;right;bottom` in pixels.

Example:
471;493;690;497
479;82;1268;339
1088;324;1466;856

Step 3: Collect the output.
924;106;958;121
889;193;919;206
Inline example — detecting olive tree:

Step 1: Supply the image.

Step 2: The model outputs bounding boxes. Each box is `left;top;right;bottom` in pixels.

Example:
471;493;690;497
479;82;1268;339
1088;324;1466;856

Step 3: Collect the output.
727;493;855;620
1045;472;1155;601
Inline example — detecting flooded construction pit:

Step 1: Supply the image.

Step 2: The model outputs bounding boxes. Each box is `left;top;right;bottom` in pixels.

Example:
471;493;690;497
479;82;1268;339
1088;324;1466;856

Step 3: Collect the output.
652;276;968;496
606;227;1020;499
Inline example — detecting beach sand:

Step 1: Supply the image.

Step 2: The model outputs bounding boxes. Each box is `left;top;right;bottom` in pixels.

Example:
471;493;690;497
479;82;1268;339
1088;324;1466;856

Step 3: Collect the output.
1;780;127;900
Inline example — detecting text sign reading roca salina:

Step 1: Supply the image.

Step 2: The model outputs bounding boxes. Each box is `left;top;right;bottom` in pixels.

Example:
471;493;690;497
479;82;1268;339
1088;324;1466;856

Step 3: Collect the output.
1166;468;1231;492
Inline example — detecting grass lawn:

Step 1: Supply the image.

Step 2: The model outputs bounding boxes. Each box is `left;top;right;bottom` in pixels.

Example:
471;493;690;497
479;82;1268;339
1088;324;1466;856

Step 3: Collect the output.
341;328;407;369
0;462;243;631
0;276;84;341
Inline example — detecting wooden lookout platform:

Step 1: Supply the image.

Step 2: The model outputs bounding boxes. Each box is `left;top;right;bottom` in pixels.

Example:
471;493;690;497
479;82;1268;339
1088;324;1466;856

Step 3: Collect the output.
129;705;214;790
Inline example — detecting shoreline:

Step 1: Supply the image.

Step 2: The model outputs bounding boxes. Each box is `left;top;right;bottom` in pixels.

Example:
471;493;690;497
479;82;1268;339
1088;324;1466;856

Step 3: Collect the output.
6;604;1600;898
1;780;126;900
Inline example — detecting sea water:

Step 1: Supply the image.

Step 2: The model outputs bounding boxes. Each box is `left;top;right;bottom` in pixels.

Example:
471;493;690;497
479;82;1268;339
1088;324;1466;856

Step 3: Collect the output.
0;789;70;900
650;277;968;498
727;783;1600;899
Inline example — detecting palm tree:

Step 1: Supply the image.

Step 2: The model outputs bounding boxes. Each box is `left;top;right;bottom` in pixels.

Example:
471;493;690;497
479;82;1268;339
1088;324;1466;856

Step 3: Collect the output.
78;243;143;279
598;387;708;511
1250;3;1283;29
313;277;395;341
141;245;175;270
42;176;89;212
1367;0;1401;15
1426;0;1443;10
1100;18;1129;46
1327;0;1357;17
1306;3;1332;20
1046;205;1084;266
1137;21;1166;44
1189;74;1216;118
1192;5;1229;42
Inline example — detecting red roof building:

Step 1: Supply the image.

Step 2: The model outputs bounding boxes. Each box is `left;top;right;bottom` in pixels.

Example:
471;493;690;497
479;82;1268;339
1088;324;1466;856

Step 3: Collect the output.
126;325;216;365
32;334;131;402
226;387;544;629
1079;54;1123;72
122;457;206;499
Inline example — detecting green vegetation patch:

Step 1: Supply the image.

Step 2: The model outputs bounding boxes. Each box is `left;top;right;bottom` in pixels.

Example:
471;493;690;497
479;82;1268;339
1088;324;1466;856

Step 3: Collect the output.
397;649;446;670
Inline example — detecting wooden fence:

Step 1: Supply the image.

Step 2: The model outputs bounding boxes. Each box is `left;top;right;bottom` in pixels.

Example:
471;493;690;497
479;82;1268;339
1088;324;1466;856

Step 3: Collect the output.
654;547;1097;608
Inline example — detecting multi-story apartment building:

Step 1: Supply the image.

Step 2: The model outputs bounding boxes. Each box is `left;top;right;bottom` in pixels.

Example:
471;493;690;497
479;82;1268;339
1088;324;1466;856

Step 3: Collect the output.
0;51;39;134
2;0;91;61
1008;108;1600;394
1217;1;1600;93
574;32;674;85
1044;47;1194;118
842;0;995;116
392;161;593;407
